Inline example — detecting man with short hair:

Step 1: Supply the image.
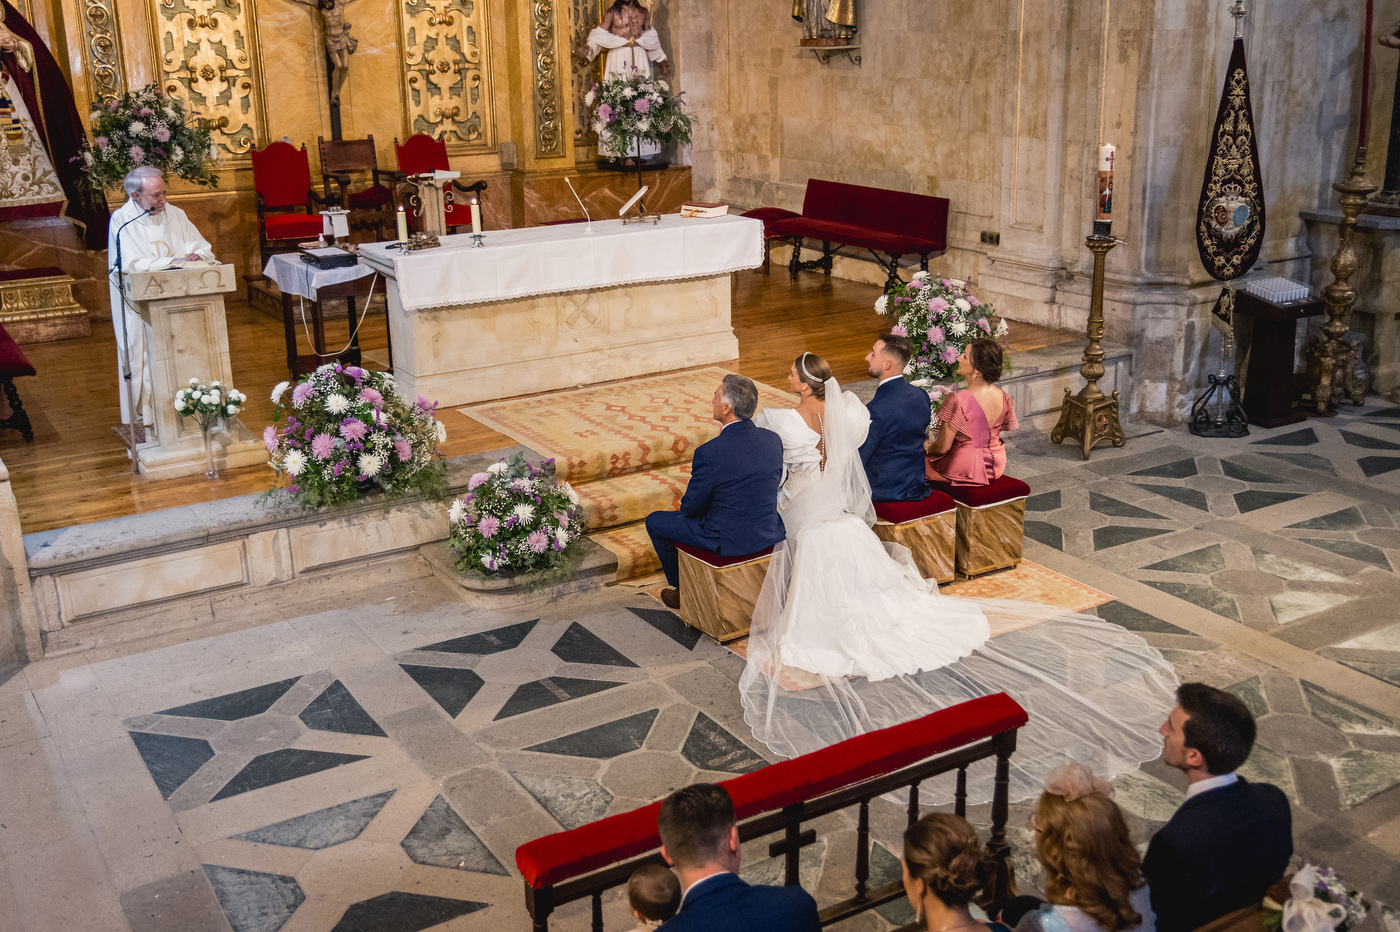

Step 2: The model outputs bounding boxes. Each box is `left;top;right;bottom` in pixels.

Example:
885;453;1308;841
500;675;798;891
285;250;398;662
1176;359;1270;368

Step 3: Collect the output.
657;784;819;931
1144;682;1292;932
645;374;785;609
859;332;932;502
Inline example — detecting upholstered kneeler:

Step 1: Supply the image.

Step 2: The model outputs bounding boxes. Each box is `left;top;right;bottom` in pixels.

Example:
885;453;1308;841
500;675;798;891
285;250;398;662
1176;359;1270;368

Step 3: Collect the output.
933;476;1031;578
873;489;957;584
0;322;36;442
676;543;775;643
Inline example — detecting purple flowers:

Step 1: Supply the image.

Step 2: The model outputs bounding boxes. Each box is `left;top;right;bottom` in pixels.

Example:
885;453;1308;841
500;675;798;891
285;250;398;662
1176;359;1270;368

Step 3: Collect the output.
526;530;549;554
929;297;949;313
890;325;908;337
967;295;981;307
928;325;945;343
976;317;992;334
138;107;155;117
339;418;367;442
95;136;108;149
941;345;960;364
358;387;383;407
468;471;490;490
129;145;144;162
332;460;347;477
292;382;314;407
263;425;278;453
395;439;412;462
634;98;650;113
478;515;500;538
598;103;614;123
311;432;335;460
153;127;170;142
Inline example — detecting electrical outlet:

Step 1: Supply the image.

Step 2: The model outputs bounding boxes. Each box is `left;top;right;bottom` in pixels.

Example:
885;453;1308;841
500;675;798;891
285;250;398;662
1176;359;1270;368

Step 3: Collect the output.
980;231;1001;246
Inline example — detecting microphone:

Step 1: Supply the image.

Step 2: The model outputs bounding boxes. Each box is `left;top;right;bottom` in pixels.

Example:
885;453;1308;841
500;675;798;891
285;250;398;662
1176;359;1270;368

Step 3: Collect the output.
110;207;153;274
565;176;593;233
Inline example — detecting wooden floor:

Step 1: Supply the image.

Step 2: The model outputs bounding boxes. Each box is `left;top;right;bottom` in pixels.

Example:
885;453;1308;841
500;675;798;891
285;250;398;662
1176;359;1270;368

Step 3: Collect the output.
0;270;1077;533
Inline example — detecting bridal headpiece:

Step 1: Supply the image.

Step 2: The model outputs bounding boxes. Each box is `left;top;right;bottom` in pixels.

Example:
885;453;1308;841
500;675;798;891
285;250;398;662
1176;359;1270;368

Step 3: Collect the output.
799;352;818;384
1042;762;1115;801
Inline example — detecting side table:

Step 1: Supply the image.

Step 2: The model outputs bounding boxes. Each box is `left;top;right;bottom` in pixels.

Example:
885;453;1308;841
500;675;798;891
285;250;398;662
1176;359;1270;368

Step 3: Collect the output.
1233;289;1325;428
263;254;391;381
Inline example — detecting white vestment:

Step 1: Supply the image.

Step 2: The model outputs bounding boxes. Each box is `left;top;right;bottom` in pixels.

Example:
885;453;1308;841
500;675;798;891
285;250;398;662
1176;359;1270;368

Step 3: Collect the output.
585;26;667;159
107;197;215;434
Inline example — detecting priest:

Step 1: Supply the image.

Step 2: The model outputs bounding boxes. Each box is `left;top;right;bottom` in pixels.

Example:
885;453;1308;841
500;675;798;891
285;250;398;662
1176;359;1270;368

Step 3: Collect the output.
108;165;214;438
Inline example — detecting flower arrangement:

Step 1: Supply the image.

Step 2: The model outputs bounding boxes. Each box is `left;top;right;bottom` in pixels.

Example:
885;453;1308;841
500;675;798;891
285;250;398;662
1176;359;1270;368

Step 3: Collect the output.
174;378;246;431
447;452;586;582
79;84;218;191
1264;864;1367;932
263;364;447;509
876;271;1009;388
926;383;956;420
585;67;692;160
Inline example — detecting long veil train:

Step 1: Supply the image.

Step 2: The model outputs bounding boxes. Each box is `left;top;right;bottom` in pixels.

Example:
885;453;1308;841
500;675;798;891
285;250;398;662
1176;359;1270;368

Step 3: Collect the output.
737;377;1178;804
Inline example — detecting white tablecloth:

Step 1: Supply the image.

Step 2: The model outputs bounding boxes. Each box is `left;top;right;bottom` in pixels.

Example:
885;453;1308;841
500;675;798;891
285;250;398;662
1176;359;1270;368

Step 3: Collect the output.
357;214;764;311
263;252;374;301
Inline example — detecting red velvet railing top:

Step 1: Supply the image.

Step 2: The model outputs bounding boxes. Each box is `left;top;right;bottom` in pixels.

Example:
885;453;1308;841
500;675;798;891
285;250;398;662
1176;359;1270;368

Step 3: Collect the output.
515;692;1027;889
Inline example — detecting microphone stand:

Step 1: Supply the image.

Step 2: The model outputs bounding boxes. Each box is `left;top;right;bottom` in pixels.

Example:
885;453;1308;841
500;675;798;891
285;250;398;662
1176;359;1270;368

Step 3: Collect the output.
112;207;151;474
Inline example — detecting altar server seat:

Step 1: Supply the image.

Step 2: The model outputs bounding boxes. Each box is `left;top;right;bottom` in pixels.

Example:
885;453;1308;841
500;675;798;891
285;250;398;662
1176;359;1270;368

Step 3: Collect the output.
318;135;396;240
676;543;775;643
929;475;1031;578
392;133;488;233
250;142;327;270
742;207;800;274
0;322;36;442
873;489;957;584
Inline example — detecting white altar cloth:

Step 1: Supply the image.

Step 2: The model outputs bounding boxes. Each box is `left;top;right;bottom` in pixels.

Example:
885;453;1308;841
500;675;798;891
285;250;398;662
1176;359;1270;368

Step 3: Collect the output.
263;253;374;301
357;214;764;311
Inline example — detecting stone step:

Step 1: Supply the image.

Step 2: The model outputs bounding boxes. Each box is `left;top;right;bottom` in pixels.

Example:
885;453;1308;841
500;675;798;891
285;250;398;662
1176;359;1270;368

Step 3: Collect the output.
575;462;691;531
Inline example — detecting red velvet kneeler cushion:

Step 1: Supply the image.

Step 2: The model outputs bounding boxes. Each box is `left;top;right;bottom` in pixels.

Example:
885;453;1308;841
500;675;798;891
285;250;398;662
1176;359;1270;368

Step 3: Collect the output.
263;212;325;239
514;693;1028;889
742;207;801;240
675;542;775;568
927;475;1031;509
874;489;956;525
0;324;36;379
0;266;64;284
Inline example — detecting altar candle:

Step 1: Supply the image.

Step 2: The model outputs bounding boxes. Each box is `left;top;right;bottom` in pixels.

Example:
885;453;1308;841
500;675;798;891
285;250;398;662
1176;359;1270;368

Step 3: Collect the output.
1096;144;1115;221
470;198;482;235
395;205;408;243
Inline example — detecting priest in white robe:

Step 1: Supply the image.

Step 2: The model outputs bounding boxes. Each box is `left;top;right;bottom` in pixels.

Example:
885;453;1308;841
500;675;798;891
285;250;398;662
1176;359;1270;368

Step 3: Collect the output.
108;165;215;439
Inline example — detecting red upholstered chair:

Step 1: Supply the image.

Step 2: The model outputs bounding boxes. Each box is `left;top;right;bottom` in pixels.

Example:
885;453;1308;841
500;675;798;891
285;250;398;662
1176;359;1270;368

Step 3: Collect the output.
872;488;957;584
0;322;36;442
392;133;488;233
742;207;800;274
675;542;775;643
318;135;397;240
929;475;1032;577
250;142;328;271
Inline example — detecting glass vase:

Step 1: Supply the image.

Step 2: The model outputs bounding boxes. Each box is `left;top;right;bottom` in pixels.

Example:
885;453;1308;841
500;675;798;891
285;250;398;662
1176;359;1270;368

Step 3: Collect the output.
201;421;219;480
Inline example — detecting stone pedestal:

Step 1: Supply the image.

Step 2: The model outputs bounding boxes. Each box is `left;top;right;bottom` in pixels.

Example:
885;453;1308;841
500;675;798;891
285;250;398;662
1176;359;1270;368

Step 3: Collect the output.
0;267;91;342
123;264;267;481
1301;208;1400;394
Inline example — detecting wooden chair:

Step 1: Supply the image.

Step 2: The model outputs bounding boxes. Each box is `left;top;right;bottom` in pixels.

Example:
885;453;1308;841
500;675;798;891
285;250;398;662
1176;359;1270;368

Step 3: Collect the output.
392;133;488;233
317;135;396;240
0;322;36;442
872;489;957;585
250;142;329;271
676;543;775;643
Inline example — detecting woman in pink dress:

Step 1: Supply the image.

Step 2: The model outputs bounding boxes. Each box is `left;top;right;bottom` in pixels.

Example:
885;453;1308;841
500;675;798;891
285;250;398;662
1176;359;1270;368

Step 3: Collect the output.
925;339;1017;486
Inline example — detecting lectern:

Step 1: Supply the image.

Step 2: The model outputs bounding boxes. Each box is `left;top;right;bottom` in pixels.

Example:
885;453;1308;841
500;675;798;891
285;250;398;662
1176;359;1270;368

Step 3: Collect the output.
123;264;267;480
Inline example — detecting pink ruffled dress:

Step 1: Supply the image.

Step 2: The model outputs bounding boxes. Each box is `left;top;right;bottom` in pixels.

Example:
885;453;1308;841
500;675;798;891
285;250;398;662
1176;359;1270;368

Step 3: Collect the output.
925;388;1018;486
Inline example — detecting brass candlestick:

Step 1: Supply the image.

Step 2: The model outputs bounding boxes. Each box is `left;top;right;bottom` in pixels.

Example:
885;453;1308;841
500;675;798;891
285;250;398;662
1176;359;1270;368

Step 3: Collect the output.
1051;235;1126;459
1304;147;1375;413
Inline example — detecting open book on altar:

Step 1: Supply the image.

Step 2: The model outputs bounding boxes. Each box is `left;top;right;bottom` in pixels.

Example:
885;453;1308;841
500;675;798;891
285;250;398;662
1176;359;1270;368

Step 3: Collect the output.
680;202;730;218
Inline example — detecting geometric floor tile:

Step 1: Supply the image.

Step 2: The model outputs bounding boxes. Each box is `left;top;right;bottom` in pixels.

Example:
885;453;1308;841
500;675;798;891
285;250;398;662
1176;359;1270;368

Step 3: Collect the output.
1301;682;1400;738
400;795;508;875
1224;675;1268;717
510;772;614;831
493;676;624;720
1337;622;1400;651
1142;580;1242;622
1237;744;1297;802
524;709;659;759
1251;428;1318;446
626;605;702;650
1220;460;1282;484
1287;508;1367;531
549;622;637;667
1089;492;1165;520
1339;660;1400;690
1357;456;1400;478
1093;526;1171;550
1024;520;1064;550
1340;430;1400;451
233;791;396;849
866;842;917;926
1331;750;1400;808
202;864;306;932
210;749;371;802
1257;452;1338;476
1129;458;1199;478
329;891;488;932
680;712;767;774
1297;538;1393;571
128;731;216;798
1112;770;1185;823
1234;490;1308;513
1026;490;1061;511
157;677;302;721
417;619;539;655
399;665;486;718
1142;544;1225;575
1251;548;1347;583
1269;591;1354;625
1091;600;1190;635
1134;483;1210;510
298;681;387;737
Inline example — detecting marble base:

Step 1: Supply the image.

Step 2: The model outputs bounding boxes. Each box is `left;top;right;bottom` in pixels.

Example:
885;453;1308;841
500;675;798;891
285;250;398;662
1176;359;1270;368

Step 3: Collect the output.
873;511;956;584
135;421;268;482
677;550;771;643
0;270;91;343
0;218;108;320
955;500;1026;578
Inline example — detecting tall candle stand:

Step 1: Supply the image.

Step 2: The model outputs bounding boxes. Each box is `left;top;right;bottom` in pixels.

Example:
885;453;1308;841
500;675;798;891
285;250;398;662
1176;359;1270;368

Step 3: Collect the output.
1051;234;1127;460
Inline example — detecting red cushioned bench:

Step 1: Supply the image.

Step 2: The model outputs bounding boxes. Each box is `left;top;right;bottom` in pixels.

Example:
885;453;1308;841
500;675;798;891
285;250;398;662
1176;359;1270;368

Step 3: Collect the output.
873;488;957;584
676;542;775;643
0;322;36;442
929;475;1031;577
752;179;950;291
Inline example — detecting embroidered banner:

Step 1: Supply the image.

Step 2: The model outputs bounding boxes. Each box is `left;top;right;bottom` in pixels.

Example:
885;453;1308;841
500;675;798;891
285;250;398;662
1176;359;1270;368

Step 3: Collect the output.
1195;33;1265;284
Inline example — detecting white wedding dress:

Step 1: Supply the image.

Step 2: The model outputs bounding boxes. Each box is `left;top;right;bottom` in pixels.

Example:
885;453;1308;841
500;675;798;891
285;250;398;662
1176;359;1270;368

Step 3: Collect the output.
744;380;1178;804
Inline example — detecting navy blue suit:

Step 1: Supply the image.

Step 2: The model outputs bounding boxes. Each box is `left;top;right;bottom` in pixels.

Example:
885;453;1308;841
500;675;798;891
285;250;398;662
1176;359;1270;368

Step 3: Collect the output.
1143;778;1292;932
660;874;820;932
859;377;932;502
646;419;785;587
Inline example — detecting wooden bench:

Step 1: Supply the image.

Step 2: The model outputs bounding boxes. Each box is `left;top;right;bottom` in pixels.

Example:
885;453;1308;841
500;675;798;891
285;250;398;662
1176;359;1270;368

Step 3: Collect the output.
0;322;36;442
755;179;950;291
932;476;1031;578
676;542;775;643
873;489;957;584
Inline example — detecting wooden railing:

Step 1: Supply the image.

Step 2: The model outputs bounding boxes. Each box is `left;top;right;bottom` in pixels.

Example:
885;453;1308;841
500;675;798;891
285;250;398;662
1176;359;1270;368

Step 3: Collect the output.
515;694;1028;931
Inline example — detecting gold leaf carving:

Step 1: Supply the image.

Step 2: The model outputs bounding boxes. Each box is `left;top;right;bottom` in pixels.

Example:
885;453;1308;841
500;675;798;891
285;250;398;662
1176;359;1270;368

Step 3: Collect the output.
532;0;562;156
401;0;495;151
80;0;126;104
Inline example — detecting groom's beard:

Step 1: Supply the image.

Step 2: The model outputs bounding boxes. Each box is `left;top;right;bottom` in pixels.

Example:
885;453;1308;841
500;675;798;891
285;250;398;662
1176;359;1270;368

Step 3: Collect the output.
867;365;881;379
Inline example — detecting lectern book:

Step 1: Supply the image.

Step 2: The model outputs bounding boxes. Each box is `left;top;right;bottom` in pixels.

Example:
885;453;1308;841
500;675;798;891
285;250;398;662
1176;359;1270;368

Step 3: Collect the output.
680;202;730;218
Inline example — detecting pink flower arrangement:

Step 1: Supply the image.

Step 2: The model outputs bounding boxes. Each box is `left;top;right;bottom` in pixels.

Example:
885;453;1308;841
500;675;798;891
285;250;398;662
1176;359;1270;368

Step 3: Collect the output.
153;126;171;142
890;324;908;337
527;529;549;554
359;387;383;406
468;472;490;490
976;317;992;333
941;345;960;364
928;325;946;343
395;439;413;462
634;98;650;113
929;297;949;313
263;425;278;453
95;136;108;148
598;103;614;123
292;382;315;407
477;515;500;538
311;433;335;460
128;145;144;162
338;418;367;442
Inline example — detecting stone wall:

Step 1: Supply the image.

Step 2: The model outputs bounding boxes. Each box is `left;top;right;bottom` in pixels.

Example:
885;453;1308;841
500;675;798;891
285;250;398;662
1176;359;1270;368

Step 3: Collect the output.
675;0;1396;424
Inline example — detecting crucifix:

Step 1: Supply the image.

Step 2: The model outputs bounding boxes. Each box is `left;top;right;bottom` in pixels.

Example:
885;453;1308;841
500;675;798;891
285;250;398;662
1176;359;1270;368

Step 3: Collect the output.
286;0;359;140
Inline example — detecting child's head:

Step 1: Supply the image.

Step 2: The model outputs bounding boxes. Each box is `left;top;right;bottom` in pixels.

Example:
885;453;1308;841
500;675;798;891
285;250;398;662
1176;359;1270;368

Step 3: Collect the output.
627;864;681;923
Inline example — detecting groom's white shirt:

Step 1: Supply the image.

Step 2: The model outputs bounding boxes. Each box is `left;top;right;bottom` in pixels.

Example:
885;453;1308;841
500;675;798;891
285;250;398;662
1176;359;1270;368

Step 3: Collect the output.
878;375;902;386
1185;771;1237;800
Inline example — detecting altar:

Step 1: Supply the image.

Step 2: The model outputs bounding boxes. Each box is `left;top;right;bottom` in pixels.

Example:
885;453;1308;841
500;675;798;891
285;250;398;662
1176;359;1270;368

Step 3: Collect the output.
356;215;764;406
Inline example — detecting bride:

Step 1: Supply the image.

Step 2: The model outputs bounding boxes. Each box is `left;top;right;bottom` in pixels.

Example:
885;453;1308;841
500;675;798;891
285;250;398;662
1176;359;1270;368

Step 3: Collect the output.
744;352;1178;804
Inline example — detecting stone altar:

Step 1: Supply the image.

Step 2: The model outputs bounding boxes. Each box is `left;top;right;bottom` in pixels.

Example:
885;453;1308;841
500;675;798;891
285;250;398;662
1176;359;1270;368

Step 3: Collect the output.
123;263;267;480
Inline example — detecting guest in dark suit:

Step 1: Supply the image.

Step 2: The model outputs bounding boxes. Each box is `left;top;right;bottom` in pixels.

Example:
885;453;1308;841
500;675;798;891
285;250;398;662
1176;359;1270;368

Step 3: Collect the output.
645;374;785;609
1143;683;1292;932
657;783;820;932
860;332;933;502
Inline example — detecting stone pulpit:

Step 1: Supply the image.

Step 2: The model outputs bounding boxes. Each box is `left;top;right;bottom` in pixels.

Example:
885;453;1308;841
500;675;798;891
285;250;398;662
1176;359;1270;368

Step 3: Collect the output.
123;263;266;480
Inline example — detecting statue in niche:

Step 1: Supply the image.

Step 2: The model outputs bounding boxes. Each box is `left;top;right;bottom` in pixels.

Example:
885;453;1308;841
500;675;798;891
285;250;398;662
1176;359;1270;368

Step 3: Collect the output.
792;0;855;45
287;0;360;104
576;0;670;80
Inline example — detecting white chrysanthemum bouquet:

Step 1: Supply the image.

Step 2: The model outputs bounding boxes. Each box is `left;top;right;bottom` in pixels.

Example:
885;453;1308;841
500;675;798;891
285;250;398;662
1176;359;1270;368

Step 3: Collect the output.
448;452;586;581
877;272;1009;391
263;363;447;509
587;67;692;159
174;378;245;432
79;83;218;191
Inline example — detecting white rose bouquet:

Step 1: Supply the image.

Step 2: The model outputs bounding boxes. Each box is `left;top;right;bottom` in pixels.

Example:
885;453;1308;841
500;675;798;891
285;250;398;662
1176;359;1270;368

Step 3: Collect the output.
174;377;245;432
877;271;1009;389
448;452;586;582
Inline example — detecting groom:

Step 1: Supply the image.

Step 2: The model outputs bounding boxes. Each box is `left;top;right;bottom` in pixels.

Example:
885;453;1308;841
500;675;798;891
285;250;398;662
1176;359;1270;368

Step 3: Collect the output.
859;332;932;502
646;374;785;610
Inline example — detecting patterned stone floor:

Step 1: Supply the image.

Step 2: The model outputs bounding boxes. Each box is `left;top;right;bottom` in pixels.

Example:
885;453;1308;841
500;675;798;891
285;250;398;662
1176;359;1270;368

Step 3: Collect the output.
3;400;1400;931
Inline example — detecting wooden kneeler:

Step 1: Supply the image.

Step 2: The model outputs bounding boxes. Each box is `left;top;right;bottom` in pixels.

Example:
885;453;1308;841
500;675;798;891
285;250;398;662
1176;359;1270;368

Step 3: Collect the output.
676;543;775;643
872;490;957;584
935;476;1032;579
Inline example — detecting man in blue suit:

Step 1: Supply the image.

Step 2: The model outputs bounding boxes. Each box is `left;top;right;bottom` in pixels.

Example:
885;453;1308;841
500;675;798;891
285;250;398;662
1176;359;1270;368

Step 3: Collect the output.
645;374;785;609
657;783;820;932
859;332;931;502
1144;683;1293;932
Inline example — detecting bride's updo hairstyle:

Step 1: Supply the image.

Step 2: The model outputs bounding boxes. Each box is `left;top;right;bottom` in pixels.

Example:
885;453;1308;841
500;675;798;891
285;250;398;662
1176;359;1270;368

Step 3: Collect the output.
902;812;1000;910
794;352;833;399
967;340;1005;384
